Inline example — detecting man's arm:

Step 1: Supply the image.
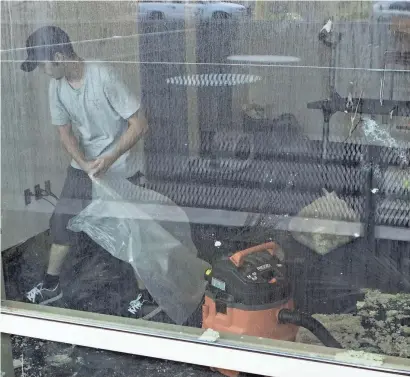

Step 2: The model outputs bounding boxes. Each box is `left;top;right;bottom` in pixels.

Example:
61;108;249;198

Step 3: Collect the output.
92;110;148;177
58;124;98;174
112;110;148;162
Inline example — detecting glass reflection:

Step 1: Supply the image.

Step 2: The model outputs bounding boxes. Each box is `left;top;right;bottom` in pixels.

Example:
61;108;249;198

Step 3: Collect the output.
2;1;409;373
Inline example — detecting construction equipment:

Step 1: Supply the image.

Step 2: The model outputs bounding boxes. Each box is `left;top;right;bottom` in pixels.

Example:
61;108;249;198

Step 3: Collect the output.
202;242;342;377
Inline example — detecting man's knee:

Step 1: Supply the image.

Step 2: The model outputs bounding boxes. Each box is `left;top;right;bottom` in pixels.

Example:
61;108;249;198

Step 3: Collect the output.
50;211;74;246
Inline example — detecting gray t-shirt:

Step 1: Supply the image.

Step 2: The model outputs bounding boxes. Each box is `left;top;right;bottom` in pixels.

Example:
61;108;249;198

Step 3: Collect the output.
49;63;144;178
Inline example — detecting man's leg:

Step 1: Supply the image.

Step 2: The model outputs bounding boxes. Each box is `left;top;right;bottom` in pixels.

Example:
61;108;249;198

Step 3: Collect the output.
128;271;158;319
128;171;147;292
136;275;146;290
126;172;159;318
26;168;92;304
43;244;70;287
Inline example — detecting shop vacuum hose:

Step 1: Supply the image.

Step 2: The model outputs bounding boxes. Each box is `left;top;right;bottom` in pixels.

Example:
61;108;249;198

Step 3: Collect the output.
278;309;343;349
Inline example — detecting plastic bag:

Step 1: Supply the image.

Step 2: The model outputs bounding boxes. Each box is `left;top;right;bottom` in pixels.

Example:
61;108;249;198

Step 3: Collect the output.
289;189;360;255
67;174;210;325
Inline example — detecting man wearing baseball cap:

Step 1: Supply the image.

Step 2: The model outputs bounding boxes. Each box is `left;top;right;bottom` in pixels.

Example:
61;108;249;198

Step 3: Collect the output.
22;26;154;317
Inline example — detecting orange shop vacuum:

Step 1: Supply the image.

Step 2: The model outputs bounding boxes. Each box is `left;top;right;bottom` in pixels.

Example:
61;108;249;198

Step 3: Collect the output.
202;242;342;377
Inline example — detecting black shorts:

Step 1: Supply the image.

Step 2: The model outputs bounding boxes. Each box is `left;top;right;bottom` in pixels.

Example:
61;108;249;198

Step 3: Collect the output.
50;167;144;246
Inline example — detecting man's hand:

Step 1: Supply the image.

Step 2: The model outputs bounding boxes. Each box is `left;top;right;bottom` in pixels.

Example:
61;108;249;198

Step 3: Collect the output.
79;160;101;175
90;155;117;178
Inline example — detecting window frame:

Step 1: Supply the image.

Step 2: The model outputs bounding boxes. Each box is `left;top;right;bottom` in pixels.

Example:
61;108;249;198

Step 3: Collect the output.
1;300;410;377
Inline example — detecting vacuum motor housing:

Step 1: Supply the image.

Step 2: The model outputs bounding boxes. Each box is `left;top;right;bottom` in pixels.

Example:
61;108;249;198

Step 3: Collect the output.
202;242;299;343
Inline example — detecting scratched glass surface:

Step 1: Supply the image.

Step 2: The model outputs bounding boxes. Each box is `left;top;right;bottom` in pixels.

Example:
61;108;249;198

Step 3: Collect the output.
1;1;410;374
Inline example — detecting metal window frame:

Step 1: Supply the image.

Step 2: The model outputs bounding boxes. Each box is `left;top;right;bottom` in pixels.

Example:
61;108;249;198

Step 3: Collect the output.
2;301;410;377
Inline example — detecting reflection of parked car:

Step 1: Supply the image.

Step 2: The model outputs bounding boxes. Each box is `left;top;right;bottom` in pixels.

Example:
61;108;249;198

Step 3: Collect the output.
372;1;410;20
138;0;248;21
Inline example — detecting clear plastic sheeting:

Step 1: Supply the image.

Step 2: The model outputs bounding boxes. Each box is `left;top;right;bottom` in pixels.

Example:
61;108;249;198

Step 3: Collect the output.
68;175;210;325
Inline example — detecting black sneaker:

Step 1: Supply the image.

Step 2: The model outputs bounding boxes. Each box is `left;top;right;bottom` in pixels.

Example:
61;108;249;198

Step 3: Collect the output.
127;292;161;320
25;282;63;305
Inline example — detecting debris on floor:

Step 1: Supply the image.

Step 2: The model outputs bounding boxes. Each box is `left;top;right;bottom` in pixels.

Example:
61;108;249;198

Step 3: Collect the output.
357;290;410;358
297;290;410;358
10;335;221;377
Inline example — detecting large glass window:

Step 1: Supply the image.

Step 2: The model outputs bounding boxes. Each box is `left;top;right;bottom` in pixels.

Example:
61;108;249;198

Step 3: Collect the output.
2;1;410;376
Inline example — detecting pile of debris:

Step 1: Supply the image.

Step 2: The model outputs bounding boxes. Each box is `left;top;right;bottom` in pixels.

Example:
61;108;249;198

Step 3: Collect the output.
357;289;410;358
297;289;410;358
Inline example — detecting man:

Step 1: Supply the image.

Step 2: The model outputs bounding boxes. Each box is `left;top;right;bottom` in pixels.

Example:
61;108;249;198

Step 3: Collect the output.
22;25;153;317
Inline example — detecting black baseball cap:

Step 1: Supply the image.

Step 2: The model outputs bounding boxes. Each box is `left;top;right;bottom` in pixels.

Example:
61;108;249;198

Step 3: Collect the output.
21;26;74;72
